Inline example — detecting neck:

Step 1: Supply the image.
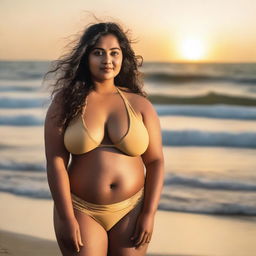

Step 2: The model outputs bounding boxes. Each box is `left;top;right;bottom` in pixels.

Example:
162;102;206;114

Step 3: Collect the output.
92;80;118;95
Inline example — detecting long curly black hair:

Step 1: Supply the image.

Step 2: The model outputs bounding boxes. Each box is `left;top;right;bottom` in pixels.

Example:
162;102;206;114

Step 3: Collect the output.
43;21;147;129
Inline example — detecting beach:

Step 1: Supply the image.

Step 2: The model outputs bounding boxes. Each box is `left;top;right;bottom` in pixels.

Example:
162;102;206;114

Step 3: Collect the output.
1;191;256;256
1;61;256;255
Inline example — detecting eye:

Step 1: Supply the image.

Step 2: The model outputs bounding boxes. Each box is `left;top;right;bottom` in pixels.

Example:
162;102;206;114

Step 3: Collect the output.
93;50;104;56
111;51;119;56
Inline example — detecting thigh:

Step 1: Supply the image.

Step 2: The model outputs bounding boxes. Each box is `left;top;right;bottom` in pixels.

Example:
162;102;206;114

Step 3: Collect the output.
107;200;149;256
53;205;108;256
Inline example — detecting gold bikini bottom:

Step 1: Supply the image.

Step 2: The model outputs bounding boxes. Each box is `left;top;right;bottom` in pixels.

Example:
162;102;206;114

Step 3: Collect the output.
71;187;144;231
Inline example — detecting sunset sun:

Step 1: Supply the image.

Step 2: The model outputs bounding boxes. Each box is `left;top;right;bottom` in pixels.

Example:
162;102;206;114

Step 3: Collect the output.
180;37;206;61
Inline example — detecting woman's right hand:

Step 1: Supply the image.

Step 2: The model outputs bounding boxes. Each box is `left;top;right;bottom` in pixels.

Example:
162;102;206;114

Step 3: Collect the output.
59;216;84;253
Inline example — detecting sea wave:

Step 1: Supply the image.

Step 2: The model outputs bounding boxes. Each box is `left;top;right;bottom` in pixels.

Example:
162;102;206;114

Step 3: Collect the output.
156;104;256;119
1;113;256;149
164;173;256;191
149;92;256;106
0;170;50;198
0;85;38;92
159;172;256;215
0;115;43;126
144;72;256;84
162;130;256;148
0;159;45;172
0;96;49;108
159;194;256;215
1;169;255;215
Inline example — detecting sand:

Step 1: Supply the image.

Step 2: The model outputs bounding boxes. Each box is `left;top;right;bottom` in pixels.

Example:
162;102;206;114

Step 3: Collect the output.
1;191;256;256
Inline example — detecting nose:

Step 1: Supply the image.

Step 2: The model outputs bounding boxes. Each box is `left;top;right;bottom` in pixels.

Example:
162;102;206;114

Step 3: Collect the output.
102;52;112;64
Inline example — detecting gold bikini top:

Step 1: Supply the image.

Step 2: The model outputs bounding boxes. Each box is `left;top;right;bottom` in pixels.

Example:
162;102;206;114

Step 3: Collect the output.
64;87;149;156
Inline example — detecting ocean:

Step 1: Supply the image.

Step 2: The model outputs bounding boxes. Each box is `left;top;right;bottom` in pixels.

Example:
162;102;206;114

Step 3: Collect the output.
0;60;256;216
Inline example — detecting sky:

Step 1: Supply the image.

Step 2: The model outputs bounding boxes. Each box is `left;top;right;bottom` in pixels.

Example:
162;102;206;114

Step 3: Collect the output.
1;0;256;62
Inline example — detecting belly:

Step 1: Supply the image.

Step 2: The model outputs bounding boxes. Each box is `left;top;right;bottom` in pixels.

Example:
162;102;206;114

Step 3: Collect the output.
68;147;145;204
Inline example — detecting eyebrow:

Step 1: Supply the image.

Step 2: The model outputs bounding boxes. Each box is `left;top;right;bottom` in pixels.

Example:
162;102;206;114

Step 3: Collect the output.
92;47;121;51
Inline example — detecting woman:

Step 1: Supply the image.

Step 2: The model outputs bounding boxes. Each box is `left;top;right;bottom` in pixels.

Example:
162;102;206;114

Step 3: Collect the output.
44;21;164;256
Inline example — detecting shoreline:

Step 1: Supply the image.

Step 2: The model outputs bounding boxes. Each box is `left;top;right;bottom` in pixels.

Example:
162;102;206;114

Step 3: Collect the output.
1;191;256;256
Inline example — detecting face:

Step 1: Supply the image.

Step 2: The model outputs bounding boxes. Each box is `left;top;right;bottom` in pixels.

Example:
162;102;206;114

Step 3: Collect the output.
88;34;123;82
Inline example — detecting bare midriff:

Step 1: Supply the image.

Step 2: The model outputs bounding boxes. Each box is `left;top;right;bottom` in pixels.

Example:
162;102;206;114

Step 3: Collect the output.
68;147;145;204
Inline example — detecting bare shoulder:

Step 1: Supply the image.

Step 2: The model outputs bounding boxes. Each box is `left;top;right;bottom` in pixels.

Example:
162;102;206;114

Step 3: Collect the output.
45;91;64;129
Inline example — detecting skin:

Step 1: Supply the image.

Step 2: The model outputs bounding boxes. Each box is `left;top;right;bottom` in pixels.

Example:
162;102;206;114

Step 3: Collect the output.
44;34;164;256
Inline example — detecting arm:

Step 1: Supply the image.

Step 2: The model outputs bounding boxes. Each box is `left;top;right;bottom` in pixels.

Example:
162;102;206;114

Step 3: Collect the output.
44;95;83;252
44;95;73;220
131;98;165;247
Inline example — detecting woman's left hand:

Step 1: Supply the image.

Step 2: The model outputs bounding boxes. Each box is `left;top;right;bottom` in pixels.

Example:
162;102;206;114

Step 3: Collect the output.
130;211;155;248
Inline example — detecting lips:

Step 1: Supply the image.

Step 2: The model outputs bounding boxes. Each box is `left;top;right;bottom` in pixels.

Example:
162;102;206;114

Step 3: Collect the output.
101;67;113;70
101;67;113;73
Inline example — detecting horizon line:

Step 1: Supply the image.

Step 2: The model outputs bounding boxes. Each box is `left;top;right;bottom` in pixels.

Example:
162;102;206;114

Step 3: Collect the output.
1;59;256;64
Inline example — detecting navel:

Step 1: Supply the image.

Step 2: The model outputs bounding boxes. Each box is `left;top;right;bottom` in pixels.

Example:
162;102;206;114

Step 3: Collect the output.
109;183;118;189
